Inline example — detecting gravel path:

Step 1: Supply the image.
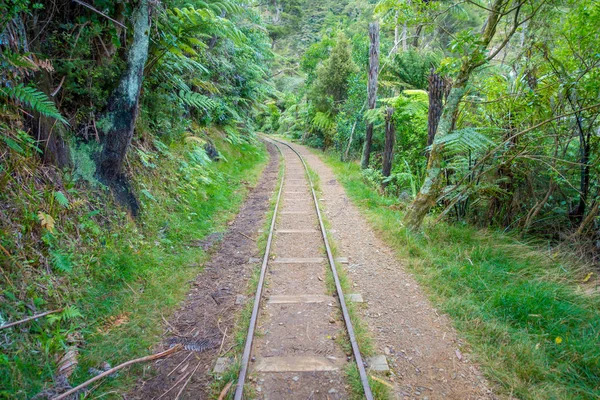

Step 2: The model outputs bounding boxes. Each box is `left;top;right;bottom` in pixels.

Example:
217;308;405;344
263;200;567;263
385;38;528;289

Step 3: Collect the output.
289;140;496;400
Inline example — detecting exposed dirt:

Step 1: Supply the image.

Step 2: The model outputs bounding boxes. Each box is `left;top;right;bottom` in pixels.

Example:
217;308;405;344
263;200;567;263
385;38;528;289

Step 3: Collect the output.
130;141;279;399
289;141;497;400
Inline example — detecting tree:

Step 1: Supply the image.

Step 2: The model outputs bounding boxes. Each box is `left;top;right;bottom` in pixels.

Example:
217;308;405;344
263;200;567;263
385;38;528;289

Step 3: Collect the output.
403;0;545;230
360;22;379;169
382;106;395;180
98;0;150;183
311;32;357;113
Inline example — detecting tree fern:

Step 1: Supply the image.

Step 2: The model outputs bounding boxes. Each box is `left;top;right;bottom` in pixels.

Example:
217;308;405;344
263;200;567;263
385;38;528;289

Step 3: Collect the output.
0;84;67;123
433;127;495;155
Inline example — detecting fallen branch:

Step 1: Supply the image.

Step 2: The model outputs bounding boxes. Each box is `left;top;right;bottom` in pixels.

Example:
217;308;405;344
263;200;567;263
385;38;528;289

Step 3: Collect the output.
53;345;182;400
0;308;63;330
218;381;234;400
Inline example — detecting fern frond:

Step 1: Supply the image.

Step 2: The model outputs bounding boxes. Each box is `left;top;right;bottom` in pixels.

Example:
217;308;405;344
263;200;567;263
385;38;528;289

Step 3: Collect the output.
434;128;495;155
1;84;67;123
178;90;217;111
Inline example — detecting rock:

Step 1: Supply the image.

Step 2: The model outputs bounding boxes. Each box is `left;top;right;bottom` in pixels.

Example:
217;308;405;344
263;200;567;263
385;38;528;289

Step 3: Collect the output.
213;357;232;374
366;355;390;372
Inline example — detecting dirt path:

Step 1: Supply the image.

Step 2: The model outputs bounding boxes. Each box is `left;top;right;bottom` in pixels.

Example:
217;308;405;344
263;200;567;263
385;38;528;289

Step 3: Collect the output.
131;142;279;399
287;141;496;400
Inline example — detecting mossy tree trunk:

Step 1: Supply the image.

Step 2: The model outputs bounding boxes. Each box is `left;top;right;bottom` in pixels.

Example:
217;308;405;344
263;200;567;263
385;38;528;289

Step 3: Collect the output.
98;0;150;182
403;0;509;230
361;22;379;169
382;106;395;184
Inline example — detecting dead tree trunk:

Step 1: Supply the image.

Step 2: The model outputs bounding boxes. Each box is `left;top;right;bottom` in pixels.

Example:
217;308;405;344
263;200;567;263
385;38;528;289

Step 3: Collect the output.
426;69;446;149
360;22;379;169
98;0;150;182
382;106;395;184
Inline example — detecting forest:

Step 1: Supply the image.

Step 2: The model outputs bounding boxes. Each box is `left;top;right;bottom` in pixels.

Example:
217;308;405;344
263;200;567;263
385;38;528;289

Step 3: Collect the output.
1;0;599;398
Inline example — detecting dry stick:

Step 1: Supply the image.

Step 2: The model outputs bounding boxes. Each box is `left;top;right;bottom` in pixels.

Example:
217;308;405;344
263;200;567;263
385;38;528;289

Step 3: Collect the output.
71;0;127;30
167;352;193;377
174;360;202;400
237;231;255;241
0;308;63;330
218;327;228;354
218;381;234;400
53;345;182;400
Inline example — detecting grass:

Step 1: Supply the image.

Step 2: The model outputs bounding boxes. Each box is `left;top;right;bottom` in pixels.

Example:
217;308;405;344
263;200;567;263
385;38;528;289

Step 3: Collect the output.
317;153;600;400
0;135;268;398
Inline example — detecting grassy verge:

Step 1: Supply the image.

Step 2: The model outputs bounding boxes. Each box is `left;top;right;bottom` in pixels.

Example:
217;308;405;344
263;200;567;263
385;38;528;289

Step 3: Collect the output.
317;153;600;399
1;135;268;398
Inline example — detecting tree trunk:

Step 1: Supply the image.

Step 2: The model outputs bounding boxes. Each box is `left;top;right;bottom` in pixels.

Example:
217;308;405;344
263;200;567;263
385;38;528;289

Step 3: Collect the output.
393;11;399;53
12;13;72;169
404;0;506;230
426;69;446;149
98;0;150;182
361;22;379;169
382;106;395;183
412;25;423;48
33;71;72;169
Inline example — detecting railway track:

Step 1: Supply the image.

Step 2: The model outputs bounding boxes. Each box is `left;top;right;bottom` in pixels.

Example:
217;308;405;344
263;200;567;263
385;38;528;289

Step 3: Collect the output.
234;137;373;399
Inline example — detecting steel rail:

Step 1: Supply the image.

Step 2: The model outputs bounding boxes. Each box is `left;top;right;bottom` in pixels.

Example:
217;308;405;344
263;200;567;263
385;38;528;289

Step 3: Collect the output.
234;140;285;400
270;137;374;400
234;137;374;399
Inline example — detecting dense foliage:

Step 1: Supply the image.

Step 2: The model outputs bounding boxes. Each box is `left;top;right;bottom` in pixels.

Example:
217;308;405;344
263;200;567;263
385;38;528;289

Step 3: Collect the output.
0;0;273;396
267;0;600;254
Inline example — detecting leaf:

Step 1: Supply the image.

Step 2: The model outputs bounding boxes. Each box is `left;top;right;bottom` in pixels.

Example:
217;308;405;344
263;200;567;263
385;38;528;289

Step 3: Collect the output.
0;84;67;124
555;336;563;345
50;250;72;273
53;191;69;208
37;211;55;232
583;272;594;283
2;136;24;154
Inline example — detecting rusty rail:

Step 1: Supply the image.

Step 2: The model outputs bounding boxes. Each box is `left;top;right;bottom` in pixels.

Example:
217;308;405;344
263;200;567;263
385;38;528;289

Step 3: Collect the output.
234;137;373;400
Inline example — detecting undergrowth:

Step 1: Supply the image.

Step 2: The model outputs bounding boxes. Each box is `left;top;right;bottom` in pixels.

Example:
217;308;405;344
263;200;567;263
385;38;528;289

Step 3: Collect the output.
0;132;267;398
320;153;600;400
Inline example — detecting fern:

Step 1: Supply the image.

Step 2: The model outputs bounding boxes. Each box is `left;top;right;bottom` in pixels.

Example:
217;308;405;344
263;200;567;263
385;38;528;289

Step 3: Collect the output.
49;250;73;273
434;128;495;155
178;90;216;111
311;112;335;131
0;84;67;123
53;191;69;208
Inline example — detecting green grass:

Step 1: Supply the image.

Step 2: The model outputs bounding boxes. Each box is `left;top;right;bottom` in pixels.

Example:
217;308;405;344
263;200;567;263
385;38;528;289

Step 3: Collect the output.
317;153;600;399
0;137;268;398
